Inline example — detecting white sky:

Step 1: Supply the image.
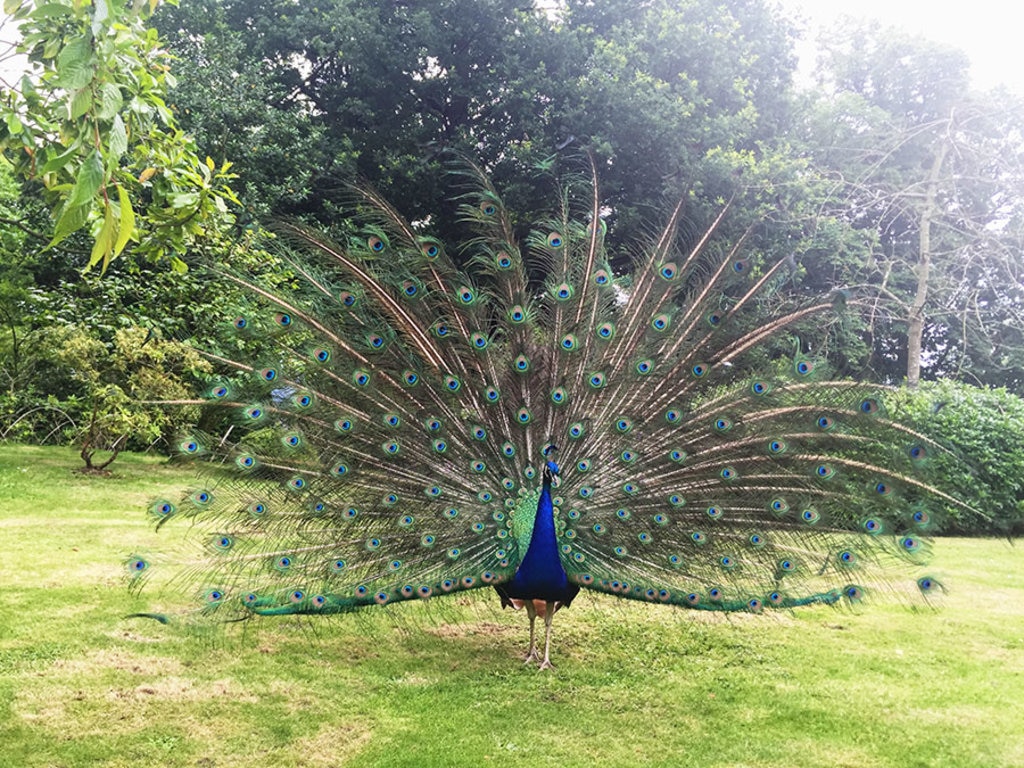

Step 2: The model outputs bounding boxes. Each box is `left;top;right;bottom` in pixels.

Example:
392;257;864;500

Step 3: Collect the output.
777;0;1023;94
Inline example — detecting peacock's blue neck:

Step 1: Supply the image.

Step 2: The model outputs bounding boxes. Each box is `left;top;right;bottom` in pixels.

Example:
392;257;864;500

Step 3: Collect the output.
505;476;572;601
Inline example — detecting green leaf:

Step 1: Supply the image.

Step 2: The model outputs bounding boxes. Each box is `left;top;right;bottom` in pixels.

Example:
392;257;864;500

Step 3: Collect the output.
69;88;92;120
55;36;96;90
50;201;90;247
91;0;109;37
168;192;200;208
68;150;104;208
88;201;118;272
42;37;60;60
39;144;80;175
108;114;127;160
31;3;74;20
19;74;38;105
5;0;237;266
97;83;123;120
114;184;134;256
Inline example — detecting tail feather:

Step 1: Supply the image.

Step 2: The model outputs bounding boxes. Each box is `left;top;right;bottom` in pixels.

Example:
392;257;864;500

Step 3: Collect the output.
133;163;970;626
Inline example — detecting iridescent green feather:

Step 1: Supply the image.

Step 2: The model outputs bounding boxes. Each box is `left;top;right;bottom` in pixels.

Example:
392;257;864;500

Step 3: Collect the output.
136;161;972;626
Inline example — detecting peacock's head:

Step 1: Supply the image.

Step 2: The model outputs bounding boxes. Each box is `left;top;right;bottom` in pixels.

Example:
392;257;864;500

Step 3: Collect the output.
543;444;560;484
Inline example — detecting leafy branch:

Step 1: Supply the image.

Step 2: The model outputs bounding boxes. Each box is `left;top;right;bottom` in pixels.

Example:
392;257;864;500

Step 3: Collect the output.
0;0;238;272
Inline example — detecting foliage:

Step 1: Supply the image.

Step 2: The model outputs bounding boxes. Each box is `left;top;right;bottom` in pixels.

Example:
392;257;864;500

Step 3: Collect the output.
0;0;239;271
804;20;1024;390
149;0;876;382
895;380;1024;535
152;0;806;244
0;201;305;454
148;0;914;381
0;325;211;468
0;165;32;386
0;0;1021;481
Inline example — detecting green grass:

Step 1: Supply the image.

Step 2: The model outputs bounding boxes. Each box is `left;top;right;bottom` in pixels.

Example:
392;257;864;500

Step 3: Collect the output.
1;445;1022;767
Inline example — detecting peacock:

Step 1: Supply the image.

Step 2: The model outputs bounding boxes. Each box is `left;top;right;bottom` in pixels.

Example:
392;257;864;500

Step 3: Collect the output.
130;160;966;670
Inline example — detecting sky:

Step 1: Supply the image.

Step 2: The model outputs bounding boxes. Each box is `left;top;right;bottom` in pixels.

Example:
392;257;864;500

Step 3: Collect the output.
777;0;1023;94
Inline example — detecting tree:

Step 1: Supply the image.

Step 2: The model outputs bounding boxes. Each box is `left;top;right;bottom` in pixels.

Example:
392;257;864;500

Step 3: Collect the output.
149;0;889;378
0;0;238;271
805;20;1024;391
47;325;211;470
152;0;806;247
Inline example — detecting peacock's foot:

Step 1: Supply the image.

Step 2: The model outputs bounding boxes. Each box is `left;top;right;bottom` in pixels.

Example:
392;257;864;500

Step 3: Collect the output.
538;659;555;671
523;648;540;664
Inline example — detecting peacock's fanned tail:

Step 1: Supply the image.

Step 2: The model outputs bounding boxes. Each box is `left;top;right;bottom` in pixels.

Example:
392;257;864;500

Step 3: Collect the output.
133;164;969;621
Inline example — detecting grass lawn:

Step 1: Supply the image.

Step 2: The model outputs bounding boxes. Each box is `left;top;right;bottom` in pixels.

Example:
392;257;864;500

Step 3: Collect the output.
0;444;1022;767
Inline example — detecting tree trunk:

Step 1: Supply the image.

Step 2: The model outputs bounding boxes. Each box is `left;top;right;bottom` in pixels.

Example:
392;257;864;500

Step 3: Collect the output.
906;137;950;388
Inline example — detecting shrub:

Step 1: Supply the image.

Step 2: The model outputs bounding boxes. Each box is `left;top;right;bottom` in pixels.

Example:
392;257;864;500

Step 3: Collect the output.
895;380;1024;535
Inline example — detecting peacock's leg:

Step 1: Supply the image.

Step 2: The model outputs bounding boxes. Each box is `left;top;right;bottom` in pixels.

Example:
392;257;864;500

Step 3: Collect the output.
538;600;557;671
523;600;540;663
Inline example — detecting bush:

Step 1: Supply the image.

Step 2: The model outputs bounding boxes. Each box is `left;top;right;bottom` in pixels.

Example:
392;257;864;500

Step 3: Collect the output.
896;380;1024;535
0;324;212;469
